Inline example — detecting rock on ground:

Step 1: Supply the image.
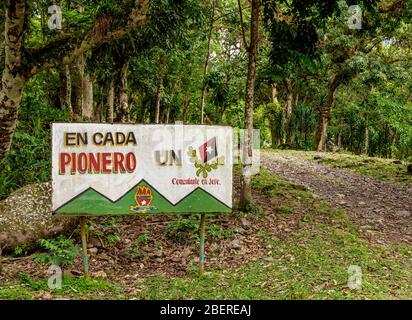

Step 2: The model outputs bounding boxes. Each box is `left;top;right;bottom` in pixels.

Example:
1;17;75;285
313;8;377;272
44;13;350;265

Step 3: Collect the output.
0;182;79;252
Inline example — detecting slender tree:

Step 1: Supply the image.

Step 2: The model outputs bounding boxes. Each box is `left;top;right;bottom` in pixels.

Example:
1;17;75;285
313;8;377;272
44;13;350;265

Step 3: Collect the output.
239;0;260;210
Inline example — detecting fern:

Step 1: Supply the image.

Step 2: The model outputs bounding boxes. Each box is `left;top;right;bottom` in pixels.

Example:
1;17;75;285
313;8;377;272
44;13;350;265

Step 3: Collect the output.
35;236;80;267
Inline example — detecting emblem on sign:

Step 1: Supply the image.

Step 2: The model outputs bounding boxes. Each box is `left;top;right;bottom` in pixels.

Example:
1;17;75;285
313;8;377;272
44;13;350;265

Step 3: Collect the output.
130;186;157;213
52;124;233;215
188;137;225;178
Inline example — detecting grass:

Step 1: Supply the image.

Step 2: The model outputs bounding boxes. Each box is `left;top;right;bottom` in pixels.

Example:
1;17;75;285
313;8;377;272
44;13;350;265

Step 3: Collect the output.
251;168;315;208
135;235;411;299
0;275;123;300
134;219;412;299
271;149;412;185
133;171;412;299
1;168;411;300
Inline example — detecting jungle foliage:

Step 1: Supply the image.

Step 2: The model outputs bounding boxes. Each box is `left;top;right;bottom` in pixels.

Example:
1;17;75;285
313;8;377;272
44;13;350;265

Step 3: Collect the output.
0;0;411;199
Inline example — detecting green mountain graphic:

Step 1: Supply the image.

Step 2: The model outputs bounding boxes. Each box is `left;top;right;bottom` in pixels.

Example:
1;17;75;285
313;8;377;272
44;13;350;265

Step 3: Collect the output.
55;181;231;216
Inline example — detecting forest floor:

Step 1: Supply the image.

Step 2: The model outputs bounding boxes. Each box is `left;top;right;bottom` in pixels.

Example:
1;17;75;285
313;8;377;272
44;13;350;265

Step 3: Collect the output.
0;151;411;299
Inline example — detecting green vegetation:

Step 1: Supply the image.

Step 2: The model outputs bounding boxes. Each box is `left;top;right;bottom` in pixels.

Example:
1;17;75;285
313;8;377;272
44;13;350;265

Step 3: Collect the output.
137;233;150;246
0;98;68;199
1;0;411;301
107;234;121;247
12;244;35;258
129;243;147;259
166;216;200;242
166;215;233;243
136;171;412;300
0;275;122;300
100;217;121;228
2;169;410;300
34;236;81;267
136;230;411;300
252;168;315;211
1;1;412;200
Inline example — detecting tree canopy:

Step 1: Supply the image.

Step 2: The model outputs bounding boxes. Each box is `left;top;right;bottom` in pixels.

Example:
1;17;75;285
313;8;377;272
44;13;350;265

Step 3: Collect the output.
1;0;411;199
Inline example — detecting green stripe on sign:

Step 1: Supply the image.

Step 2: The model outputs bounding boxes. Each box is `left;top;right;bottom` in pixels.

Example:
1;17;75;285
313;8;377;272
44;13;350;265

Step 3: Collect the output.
55;181;231;216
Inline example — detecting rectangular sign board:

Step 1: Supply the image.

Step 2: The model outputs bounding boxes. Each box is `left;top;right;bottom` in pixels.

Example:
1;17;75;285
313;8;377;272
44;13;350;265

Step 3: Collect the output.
52;123;233;216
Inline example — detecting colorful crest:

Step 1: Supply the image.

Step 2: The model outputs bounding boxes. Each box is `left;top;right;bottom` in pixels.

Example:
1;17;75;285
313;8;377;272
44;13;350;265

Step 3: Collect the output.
130;186;157;213
187;137;225;178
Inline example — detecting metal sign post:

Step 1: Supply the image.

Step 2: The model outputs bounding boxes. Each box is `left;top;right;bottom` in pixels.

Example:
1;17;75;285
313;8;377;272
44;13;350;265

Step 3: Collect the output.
80;217;89;276
199;213;206;276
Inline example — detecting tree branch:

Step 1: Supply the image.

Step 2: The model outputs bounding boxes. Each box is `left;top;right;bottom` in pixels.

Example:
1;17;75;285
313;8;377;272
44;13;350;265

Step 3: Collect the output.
237;0;249;51
3;0;26;78
26;0;149;77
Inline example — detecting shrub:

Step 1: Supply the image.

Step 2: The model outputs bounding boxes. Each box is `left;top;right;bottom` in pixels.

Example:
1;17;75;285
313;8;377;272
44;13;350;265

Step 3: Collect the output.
35;236;80;267
137;233;149;245
166;216;199;242
107;233;121;247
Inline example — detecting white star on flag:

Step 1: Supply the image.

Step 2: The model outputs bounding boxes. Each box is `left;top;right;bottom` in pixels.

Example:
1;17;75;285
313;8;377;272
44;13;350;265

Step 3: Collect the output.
199;137;218;163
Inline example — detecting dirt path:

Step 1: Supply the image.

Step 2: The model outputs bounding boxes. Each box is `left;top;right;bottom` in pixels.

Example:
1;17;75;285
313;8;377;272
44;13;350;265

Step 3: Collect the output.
261;150;412;246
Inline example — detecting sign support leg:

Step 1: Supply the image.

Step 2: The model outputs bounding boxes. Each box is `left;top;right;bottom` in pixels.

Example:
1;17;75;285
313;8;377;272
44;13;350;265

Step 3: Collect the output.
199;213;206;276
80;216;89;277
0;246;3;275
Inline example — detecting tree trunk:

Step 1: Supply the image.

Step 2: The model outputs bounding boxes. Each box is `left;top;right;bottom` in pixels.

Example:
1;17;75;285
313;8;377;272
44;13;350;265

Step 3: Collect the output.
337;113;344;150
269;83;281;148
390;130;397;158
82;73;94;120
240;0;259;211
317;113;329;152
295;92;299;109
94;83;104;122
0;0;149;163
64;65;74;119
200;0;215;124
107;80;114;123
282;79;294;144
0;12;5;74
0;0;26;162
271;83;278;105
364;113;369;155
182;95;190;123
0;246;3;274
154;54;166;124
0;79;25;162
165;106;171;124
118;59;130;123
316;73;340;152
73;54;85;117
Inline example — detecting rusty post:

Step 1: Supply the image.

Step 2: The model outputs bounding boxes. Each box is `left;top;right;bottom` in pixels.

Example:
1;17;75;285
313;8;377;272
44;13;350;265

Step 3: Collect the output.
0;246;3;275
199;213;206;276
80;217;89;276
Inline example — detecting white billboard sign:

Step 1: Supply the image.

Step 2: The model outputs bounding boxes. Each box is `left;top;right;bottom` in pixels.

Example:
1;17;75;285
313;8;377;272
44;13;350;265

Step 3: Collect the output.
52;123;233;216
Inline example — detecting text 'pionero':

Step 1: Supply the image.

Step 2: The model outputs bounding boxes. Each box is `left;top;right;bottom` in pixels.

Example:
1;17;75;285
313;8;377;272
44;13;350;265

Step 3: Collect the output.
59;131;137;175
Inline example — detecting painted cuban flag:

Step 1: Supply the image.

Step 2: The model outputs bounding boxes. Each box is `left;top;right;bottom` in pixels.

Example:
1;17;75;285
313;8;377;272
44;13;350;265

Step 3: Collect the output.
198;137;218;163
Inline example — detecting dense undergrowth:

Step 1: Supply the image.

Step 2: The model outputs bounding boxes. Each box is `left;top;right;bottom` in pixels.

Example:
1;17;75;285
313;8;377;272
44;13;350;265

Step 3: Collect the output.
0;80;69;200
1;169;411;300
